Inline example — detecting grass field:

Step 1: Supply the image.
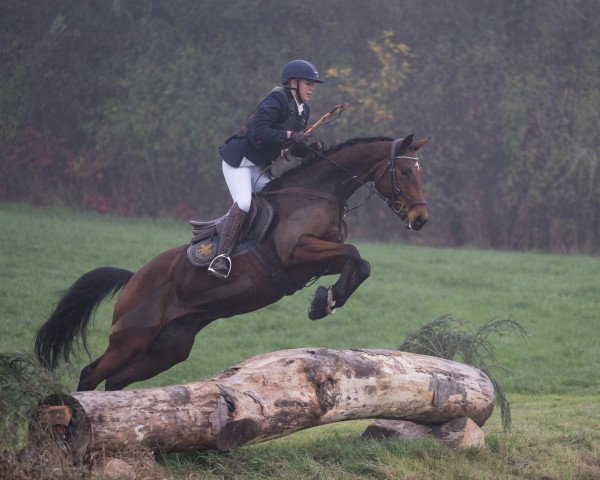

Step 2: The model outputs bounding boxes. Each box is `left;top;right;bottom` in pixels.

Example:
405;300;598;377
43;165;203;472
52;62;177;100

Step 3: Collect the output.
1;203;599;479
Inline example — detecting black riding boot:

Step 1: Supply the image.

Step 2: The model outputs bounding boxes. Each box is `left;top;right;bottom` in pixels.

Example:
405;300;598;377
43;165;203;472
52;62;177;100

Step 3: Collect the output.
208;203;248;279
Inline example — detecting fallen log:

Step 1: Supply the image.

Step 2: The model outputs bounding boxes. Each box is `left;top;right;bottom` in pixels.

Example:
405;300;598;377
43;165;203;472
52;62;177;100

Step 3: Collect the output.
32;348;495;458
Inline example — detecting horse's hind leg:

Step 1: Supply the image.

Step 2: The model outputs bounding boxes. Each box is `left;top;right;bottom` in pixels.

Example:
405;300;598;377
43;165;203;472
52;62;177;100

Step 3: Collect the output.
105;316;207;391
76;327;161;391
77;356;103;391
76;343;137;391
104;349;180;391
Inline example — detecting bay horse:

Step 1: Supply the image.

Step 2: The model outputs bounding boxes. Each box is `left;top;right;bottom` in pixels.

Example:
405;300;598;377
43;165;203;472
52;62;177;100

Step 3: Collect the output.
34;134;430;391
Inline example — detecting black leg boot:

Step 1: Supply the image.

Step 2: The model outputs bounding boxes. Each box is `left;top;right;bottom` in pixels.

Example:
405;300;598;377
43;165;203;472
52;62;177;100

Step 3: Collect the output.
208;203;248;279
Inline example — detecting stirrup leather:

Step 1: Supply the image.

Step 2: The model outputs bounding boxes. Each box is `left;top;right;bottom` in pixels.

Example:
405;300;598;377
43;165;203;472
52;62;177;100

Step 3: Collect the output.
207;254;232;279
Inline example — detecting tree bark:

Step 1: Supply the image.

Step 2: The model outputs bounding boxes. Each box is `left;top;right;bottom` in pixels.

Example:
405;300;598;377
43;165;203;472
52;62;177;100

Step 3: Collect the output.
36;348;495;457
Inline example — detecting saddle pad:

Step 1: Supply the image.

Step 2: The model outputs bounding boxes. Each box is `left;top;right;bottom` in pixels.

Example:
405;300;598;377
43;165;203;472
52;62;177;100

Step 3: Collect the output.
187;234;265;268
187;197;274;268
187;239;219;267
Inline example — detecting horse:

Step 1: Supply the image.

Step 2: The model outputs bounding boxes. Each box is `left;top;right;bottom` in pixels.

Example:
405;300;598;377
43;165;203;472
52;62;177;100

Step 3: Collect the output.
34;134;430;391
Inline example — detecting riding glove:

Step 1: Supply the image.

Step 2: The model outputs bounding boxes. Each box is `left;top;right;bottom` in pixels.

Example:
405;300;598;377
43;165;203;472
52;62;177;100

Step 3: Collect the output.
290;131;309;145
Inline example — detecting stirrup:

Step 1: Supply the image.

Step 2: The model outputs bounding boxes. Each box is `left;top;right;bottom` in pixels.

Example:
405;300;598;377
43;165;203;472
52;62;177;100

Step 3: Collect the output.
208;254;232;279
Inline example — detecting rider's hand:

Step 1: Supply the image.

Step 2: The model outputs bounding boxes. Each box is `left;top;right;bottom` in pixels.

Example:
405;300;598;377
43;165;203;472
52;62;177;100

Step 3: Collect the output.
308;139;324;153
290;131;308;145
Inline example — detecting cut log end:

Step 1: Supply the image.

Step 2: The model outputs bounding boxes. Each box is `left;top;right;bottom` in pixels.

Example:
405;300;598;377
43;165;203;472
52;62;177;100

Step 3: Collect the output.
25;393;92;463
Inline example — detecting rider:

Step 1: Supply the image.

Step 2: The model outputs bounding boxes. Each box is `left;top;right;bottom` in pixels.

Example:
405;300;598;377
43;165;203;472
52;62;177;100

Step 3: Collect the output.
208;59;324;279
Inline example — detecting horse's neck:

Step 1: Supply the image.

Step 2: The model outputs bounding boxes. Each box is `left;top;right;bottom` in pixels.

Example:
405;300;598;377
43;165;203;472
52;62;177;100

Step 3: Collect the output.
321;142;388;198
274;141;389;199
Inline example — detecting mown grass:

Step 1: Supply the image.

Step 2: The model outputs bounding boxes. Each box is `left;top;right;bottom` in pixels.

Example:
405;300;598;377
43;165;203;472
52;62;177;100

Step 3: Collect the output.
1;202;599;479
162;394;600;479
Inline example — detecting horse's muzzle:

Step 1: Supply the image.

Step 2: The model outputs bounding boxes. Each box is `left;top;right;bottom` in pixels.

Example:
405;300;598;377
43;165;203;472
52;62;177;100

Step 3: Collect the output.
409;213;428;231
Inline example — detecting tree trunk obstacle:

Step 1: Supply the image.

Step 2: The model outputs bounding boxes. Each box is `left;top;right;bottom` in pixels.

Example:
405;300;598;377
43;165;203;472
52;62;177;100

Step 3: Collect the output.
35;348;495;459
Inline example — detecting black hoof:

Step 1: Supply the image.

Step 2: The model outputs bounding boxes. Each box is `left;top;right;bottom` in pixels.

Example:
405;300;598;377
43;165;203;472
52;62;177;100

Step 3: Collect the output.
308;285;332;321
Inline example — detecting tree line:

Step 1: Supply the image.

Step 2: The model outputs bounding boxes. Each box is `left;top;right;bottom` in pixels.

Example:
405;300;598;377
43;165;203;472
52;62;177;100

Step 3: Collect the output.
1;0;598;252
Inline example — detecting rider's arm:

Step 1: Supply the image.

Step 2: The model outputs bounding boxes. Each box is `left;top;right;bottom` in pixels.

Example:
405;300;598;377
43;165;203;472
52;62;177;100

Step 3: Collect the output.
250;92;290;147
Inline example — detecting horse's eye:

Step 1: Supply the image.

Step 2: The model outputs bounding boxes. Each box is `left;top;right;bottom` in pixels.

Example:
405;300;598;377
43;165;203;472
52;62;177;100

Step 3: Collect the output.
400;168;412;176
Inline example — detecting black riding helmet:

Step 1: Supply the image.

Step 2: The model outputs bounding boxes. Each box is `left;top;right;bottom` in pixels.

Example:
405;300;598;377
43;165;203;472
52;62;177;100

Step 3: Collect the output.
281;60;324;103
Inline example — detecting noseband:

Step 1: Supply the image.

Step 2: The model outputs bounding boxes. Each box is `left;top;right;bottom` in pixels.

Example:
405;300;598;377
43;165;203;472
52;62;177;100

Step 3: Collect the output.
373;137;428;221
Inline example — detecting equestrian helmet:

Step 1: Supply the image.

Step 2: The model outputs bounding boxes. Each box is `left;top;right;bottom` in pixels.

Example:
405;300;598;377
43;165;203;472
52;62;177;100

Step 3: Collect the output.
281;60;324;84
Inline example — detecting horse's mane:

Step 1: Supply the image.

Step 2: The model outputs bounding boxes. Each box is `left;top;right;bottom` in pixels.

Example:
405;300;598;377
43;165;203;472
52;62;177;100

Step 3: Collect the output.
322;136;394;156
263;136;393;190
299;136;393;167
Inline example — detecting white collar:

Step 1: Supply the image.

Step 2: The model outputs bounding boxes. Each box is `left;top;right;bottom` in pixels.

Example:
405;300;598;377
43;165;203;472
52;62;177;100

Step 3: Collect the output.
292;92;304;115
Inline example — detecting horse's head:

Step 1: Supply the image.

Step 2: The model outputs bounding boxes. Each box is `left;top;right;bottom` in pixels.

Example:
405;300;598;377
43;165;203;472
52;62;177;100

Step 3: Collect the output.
374;134;430;231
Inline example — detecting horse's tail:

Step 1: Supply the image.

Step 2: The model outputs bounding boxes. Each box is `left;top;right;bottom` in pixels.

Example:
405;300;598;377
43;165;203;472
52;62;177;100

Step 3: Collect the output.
34;266;134;370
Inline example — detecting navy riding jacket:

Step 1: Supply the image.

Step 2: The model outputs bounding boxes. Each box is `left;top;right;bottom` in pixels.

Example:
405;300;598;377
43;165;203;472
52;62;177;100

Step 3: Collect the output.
219;88;310;167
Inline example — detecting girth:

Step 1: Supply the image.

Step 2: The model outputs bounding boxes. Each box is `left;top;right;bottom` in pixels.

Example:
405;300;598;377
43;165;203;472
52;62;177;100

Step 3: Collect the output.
250;244;305;296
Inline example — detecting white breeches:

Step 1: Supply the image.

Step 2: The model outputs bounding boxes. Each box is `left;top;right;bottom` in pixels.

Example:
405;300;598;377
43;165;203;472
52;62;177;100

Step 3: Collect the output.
222;159;273;212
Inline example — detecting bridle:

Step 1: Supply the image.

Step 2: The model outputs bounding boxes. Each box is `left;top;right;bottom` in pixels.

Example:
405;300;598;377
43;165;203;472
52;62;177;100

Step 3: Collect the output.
298;136;427;222
372;137;428;222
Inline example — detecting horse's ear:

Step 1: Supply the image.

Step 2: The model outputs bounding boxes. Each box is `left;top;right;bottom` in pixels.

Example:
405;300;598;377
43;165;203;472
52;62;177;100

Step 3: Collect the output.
411;136;432;152
396;134;414;156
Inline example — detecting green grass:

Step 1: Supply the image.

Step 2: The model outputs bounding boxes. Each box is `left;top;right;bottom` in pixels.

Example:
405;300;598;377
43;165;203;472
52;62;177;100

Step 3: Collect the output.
162;394;600;479
1;202;599;479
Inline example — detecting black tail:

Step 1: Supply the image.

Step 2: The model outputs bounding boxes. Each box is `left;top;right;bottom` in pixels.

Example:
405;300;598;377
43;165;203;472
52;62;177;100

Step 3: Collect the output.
34;267;134;370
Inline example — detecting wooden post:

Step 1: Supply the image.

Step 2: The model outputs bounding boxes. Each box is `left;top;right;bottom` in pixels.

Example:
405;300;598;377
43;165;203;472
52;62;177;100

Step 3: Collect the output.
34;348;495;457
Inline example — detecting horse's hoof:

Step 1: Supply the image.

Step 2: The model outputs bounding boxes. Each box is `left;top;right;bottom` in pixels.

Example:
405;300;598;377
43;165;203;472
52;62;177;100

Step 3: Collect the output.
308;286;335;320
308;307;328;321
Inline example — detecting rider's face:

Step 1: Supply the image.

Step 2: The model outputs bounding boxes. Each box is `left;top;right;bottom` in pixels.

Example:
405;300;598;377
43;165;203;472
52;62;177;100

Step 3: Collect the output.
291;79;316;103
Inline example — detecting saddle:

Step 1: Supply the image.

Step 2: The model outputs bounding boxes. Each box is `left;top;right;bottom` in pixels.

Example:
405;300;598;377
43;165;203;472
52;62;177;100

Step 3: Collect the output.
187;195;274;267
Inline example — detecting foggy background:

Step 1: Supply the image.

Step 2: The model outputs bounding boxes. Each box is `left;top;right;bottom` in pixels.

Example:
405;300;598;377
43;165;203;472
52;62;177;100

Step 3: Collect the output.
1;0;598;252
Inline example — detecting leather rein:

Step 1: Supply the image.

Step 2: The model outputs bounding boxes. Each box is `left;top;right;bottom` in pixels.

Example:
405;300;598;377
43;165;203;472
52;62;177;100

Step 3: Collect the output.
304;136;427;220
264;137;426;222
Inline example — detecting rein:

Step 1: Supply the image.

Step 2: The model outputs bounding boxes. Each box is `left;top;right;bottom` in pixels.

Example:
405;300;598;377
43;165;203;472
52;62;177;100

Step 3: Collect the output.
303;137;426;220
261;186;338;204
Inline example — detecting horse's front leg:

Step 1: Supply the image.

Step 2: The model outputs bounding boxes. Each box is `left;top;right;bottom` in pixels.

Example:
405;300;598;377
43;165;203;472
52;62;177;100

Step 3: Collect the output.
285;236;371;320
